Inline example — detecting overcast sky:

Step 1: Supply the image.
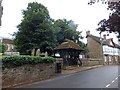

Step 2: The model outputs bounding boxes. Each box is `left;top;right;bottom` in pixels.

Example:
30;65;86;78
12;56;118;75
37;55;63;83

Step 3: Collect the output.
0;0;118;44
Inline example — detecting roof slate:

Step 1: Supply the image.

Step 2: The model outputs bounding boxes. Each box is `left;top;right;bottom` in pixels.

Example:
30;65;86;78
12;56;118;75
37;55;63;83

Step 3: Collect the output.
88;35;120;49
2;38;13;44
55;39;84;51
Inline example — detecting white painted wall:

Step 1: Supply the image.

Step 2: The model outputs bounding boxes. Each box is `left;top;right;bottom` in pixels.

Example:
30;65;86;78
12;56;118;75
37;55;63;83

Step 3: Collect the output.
103;45;120;56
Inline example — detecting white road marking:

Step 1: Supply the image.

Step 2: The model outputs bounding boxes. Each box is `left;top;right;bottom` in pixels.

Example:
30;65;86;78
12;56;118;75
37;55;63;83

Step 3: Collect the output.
106;84;110;87
112;80;115;83
115;77;118;80
106;76;119;88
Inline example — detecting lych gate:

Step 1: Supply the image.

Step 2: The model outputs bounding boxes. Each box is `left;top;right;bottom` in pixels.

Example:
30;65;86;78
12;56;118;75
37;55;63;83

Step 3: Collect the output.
54;39;84;66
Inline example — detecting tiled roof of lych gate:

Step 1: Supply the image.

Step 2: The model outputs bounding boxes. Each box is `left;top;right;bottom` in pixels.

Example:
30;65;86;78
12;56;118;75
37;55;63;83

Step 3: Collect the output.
54;39;84;51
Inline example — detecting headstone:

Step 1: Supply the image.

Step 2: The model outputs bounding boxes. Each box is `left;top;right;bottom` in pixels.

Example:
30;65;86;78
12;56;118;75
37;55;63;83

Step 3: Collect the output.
36;49;40;56
45;51;48;57
31;49;35;56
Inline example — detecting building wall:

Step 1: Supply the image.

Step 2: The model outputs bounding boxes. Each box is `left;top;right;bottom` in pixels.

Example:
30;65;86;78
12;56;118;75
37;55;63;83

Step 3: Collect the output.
6;44;14;52
86;31;120;65
103;45;119;56
87;36;103;59
103;45;120;65
0;37;14;52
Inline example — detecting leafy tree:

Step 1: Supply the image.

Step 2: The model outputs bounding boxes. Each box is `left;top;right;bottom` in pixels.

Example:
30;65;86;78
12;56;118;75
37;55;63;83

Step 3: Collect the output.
53;19;87;52
77;41;88;54
53;19;81;44
0;43;7;53
14;2;56;55
88;0;120;41
14;2;87;55
53;19;87;54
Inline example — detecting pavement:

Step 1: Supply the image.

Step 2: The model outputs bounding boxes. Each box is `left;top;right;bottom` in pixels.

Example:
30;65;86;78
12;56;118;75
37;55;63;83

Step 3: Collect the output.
61;65;104;75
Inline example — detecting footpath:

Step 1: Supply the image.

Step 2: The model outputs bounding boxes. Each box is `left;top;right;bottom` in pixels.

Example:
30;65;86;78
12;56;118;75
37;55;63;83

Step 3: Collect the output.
61;65;104;75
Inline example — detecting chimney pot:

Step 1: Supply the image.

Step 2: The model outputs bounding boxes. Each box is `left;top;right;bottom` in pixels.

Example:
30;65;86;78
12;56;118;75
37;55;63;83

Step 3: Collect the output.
103;34;106;39
86;31;90;36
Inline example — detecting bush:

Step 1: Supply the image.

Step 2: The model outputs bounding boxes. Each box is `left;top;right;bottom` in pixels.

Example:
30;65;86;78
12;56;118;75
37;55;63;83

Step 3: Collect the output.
2;56;56;68
0;43;7;53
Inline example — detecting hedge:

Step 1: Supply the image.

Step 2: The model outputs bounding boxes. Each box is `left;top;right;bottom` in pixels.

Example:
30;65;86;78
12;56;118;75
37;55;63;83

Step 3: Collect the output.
2;56;56;68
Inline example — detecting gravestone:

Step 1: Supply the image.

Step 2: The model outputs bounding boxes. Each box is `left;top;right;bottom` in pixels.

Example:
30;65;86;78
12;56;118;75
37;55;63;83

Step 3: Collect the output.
31;49;35;56
45;51;48;57
36;49;40;56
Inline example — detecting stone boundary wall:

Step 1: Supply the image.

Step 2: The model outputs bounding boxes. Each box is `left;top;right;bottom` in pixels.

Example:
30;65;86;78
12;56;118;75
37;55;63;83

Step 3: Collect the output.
2;63;55;88
81;58;100;66
56;58;101;67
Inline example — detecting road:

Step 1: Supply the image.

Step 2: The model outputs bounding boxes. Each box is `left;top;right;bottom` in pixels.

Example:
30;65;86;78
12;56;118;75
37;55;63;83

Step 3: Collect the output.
19;65;119;88
0;60;2;89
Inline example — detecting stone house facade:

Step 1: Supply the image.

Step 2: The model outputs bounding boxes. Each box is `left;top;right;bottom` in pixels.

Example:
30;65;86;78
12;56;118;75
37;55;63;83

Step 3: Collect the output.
86;31;120;65
86;31;103;59
0;37;14;52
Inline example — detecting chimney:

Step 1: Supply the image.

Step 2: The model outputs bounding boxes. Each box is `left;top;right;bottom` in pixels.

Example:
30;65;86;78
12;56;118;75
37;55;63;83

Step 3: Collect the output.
103;34;106;40
86;31;91;35
86;31;91;38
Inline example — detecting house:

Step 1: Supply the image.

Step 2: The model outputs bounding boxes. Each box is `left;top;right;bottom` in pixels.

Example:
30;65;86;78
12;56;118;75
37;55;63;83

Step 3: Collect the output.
0;0;3;26
0;37;14;52
0;37;20;55
86;31;120;65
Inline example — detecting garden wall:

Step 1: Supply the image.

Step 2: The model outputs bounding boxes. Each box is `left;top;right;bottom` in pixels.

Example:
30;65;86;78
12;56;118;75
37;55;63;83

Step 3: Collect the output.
2;63;55;88
81;58;100;66
56;58;101;67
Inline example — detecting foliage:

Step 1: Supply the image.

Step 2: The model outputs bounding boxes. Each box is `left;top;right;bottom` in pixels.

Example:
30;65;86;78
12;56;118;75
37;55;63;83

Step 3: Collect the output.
77;41;88;54
0;43;7;53
14;2;56;55
53;19;81;44
2;56;56;68
14;2;86;56
88;0;120;41
53;19;87;53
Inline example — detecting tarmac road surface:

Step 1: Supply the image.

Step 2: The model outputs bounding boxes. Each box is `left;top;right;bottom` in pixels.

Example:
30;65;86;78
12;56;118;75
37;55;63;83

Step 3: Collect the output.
18;65;120;88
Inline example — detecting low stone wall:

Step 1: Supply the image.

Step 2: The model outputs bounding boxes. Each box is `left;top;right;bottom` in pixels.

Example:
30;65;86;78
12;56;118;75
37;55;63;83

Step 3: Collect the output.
2;63;55;88
81;58;100;66
56;58;101;67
